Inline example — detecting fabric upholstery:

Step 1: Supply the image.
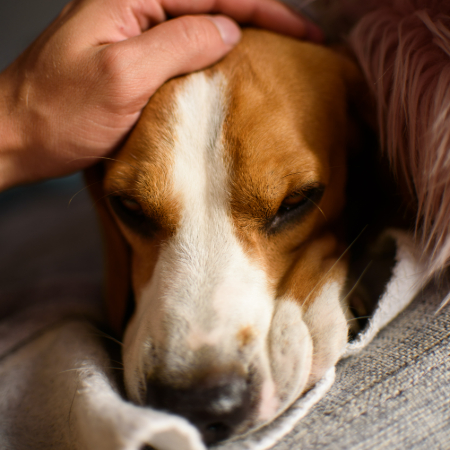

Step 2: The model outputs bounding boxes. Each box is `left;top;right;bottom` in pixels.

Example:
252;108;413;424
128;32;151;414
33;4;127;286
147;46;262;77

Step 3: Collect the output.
275;278;450;449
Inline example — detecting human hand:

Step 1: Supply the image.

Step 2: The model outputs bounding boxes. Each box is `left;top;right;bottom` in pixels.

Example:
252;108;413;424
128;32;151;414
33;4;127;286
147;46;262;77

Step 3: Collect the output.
0;0;323;191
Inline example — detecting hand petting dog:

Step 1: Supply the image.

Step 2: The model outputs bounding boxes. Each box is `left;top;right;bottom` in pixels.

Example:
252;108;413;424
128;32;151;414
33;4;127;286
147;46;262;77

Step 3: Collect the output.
0;0;322;191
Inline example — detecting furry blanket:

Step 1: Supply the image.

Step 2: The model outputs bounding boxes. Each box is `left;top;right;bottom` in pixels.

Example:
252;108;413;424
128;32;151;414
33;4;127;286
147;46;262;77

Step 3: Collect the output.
349;0;450;277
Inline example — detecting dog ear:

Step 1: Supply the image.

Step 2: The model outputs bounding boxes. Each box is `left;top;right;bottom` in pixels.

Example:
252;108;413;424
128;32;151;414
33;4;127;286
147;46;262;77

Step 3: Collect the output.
338;49;408;288
335;46;378;148
84;164;131;337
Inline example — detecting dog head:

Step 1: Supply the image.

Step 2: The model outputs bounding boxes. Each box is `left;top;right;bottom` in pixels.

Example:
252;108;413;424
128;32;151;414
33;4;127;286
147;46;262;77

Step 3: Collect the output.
87;29;370;445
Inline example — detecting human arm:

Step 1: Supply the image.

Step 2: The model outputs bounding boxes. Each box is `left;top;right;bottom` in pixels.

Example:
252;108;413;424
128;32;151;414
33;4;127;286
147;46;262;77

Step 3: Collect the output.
0;0;322;191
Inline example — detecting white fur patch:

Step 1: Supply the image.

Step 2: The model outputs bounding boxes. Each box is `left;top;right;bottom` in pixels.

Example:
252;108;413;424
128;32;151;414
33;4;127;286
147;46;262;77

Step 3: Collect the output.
122;71;348;434
123;72;276;402
268;299;312;406
303;281;348;385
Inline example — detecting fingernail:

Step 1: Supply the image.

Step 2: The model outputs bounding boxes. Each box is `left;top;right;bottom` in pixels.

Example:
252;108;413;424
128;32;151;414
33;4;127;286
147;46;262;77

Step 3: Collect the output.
208;15;241;46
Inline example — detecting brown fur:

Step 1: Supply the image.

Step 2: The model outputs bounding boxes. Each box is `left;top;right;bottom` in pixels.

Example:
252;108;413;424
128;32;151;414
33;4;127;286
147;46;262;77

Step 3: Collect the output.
88;30;369;333
86;29;374;441
216;31;361;307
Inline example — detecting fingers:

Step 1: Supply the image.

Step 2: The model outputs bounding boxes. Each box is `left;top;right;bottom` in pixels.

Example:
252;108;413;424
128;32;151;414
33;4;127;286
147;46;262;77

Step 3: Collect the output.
97;14;241;107
207;15;242;45
161;0;323;41
68;0;322;45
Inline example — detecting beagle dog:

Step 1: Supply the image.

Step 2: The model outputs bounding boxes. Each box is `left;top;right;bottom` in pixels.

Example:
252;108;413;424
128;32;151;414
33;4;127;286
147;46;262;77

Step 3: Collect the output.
87;29;371;445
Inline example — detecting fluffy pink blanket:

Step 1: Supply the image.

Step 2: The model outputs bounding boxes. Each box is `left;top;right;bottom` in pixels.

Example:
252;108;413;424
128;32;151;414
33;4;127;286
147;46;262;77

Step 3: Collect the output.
349;0;450;277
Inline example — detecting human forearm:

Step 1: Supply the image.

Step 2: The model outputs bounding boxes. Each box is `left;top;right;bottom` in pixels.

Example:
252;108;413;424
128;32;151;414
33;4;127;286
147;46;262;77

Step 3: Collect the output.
0;0;322;193
0;66;26;191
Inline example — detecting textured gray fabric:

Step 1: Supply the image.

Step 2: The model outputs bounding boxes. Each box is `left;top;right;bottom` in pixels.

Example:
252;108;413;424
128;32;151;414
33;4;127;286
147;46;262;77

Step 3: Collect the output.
274;280;450;449
0;176;106;369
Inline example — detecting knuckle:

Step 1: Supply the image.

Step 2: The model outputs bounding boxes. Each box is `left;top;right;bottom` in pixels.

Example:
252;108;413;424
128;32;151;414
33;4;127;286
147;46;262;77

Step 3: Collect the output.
95;46;135;111
98;45;128;84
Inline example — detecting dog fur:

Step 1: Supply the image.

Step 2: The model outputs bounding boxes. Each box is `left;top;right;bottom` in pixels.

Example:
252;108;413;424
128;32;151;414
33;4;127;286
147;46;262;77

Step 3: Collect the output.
87;29;375;444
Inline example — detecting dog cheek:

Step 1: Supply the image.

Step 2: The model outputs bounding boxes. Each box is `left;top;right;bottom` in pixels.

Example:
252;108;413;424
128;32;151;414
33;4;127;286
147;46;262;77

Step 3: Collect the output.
122;313;150;405
268;300;313;409
303;281;348;388
122;268;166;405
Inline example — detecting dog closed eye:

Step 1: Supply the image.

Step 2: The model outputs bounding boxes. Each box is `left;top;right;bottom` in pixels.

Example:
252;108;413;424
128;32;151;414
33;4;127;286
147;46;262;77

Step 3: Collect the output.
108;195;159;236
269;183;325;232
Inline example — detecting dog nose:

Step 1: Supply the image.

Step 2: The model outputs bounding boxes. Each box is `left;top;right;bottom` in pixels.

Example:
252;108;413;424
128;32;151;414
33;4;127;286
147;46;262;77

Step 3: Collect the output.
146;373;252;445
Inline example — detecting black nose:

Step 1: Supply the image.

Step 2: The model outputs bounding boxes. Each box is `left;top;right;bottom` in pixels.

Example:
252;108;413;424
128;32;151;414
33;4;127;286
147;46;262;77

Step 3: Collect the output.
146;373;252;445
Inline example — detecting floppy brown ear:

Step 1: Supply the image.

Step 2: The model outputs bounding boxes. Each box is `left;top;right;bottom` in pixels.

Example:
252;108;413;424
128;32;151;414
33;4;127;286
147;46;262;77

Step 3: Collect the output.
335;46;378;148
338;48;407;264
84;164;131;337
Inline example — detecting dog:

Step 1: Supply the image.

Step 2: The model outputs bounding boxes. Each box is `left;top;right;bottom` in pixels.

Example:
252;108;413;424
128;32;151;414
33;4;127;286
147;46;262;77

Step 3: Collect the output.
86;29;373;445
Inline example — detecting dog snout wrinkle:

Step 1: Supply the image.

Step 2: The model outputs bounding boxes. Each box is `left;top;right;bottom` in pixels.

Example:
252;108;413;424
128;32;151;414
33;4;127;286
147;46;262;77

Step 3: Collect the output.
146;373;252;445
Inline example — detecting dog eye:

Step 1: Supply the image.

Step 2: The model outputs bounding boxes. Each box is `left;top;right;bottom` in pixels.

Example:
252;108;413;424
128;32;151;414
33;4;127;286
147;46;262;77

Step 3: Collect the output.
120;197;142;214
110;196;144;216
108;195;155;235
268;184;325;232
279;192;309;212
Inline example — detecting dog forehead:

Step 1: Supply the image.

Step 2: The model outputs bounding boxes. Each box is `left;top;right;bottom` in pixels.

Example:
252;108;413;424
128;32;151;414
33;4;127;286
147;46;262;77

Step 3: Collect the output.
108;30;350;183
211;33;352;220
218;29;351;161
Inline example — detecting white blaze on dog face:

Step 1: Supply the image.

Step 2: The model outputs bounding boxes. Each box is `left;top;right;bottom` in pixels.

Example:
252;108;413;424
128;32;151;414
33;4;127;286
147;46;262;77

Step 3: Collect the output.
122;72;284;425
103;30;356;441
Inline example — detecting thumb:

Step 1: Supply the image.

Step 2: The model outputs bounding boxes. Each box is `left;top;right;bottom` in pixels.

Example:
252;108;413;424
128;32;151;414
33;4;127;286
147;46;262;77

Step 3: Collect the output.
105;15;241;101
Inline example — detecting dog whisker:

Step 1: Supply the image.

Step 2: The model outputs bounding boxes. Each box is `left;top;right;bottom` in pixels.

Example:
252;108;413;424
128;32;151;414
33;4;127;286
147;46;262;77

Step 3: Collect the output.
58;368;86;374
58;366;125;375
110;359;124;367
68;180;101;206
304;194;327;221
346;316;371;322
68;378;80;429
302;226;368;306
87;328;124;347
341;260;373;306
